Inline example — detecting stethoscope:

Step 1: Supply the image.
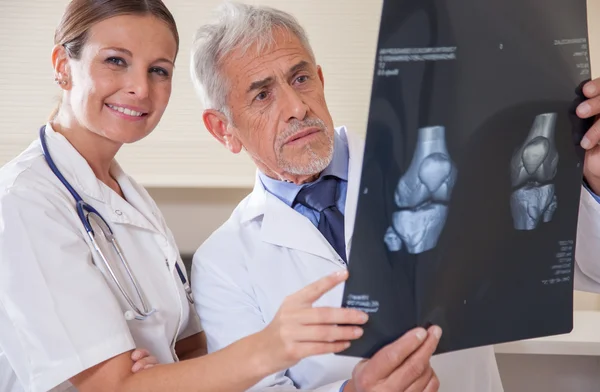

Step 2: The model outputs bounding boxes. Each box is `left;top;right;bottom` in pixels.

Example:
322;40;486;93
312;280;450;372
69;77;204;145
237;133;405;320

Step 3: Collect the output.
39;125;194;321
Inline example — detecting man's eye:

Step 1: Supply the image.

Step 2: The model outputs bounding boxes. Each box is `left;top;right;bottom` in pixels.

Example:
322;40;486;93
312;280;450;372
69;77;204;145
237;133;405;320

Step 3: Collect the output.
255;91;269;101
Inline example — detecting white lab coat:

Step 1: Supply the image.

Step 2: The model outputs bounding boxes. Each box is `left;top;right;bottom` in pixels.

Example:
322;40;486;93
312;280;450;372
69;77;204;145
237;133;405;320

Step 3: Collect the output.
193;126;600;392
0;124;201;392
574;187;600;294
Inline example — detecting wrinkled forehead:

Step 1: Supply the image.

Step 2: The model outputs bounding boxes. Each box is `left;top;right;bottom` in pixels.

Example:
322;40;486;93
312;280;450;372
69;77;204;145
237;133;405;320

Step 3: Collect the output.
221;29;315;90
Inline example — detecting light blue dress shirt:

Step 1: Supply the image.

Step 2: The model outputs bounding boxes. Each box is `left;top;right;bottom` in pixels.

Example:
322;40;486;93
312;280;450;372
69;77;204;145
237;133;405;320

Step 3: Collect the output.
258;129;350;225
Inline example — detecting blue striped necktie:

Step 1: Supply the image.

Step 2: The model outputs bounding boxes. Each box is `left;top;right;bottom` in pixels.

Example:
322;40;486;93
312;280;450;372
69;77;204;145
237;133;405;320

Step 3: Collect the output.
294;175;347;263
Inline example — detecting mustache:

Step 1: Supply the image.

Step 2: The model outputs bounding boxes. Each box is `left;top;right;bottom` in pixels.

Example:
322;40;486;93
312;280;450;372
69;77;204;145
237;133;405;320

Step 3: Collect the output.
278;117;327;144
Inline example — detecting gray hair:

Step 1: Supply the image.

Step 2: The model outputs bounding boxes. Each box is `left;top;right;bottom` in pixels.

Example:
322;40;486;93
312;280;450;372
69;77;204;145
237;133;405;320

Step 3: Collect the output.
189;1;315;118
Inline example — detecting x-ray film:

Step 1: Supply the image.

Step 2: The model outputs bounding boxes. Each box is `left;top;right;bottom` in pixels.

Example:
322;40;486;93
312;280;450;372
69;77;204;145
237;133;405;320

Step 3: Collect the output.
341;0;591;358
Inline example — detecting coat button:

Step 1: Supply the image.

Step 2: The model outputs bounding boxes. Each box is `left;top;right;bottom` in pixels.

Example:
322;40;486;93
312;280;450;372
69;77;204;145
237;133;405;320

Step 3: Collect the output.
115;209;123;216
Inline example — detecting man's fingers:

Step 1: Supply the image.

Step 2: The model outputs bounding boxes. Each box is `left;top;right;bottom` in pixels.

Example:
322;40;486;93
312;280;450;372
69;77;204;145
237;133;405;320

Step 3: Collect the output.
580;119;600;149
404;366;435;392
583;79;600;99
287;270;349;305
294;341;352;359
386;326;442;389
577;95;600;120
351;358;369;379
423;372;440;392
360;327;429;383
294;307;368;326
284;325;364;343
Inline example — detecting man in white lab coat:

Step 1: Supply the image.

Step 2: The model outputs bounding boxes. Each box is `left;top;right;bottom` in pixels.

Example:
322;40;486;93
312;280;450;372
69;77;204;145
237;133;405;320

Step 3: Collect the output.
190;2;600;392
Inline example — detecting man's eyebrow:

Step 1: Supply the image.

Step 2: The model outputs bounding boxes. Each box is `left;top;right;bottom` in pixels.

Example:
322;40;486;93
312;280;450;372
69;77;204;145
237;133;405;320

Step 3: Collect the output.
288;60;310;76
247;76;274;93
246;61;311;93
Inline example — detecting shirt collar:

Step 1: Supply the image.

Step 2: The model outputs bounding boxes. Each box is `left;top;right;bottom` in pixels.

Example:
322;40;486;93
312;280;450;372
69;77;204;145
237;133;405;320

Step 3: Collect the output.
41;123;117;203
258;127;349;207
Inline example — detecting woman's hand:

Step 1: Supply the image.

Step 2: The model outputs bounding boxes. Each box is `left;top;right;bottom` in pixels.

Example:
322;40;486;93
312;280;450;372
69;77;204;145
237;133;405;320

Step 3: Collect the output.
130;349;158;373
257;270;369;373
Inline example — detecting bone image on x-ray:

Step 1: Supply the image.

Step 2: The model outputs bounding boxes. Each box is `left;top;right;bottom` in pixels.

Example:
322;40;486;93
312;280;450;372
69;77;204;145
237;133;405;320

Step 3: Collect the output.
510;113;559;230
384;126;458;254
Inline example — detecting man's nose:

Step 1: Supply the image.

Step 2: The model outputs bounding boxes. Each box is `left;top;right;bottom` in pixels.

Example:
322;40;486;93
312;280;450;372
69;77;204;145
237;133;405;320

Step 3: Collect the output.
280;84;308;122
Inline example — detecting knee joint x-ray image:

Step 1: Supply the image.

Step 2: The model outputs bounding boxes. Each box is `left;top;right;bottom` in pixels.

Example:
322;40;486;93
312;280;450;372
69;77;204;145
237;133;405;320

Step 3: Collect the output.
342;0;586;361
384;126;458;254
510;113;559;230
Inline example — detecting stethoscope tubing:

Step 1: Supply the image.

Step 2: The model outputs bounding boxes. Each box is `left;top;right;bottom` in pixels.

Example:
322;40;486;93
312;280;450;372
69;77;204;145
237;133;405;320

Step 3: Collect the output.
39;126;193;321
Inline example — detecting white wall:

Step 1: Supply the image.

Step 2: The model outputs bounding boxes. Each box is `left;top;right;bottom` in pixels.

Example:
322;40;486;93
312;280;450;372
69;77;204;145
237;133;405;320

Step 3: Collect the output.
148;187;250;254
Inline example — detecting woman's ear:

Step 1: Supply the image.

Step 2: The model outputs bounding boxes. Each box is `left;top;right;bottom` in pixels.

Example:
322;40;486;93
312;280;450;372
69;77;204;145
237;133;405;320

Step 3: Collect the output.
202;110;243;154
51;45;71;89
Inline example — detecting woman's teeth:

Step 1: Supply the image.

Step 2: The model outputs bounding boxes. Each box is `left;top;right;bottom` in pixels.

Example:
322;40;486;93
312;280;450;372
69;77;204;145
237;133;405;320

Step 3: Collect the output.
107;104;145;117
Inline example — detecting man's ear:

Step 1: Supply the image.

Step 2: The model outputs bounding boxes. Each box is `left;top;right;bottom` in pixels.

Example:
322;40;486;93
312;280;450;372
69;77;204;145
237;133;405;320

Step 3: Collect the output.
317;65;325;88
51;45;71;90
202;109;243;154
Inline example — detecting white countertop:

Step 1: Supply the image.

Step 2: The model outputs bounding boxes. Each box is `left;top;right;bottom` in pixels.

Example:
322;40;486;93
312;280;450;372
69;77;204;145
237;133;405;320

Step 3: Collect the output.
494;311;600;356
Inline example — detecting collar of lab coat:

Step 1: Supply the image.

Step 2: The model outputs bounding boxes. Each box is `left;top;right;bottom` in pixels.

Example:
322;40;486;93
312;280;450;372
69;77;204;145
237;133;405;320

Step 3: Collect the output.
42;123;113;203
40;123;162;232
240;126;365;260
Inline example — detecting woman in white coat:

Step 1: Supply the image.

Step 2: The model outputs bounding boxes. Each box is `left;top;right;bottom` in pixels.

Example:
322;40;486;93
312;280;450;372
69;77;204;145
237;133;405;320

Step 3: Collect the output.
0;1;371;391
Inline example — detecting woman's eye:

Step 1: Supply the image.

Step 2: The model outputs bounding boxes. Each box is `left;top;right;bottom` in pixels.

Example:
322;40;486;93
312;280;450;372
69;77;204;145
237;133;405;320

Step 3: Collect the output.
106;57;126;66
150;67;170;77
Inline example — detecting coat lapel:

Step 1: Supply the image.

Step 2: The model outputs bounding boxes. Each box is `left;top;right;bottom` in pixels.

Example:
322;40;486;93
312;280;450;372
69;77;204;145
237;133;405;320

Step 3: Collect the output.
242;174;344;264
344;129;366;255
261;192;341;263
